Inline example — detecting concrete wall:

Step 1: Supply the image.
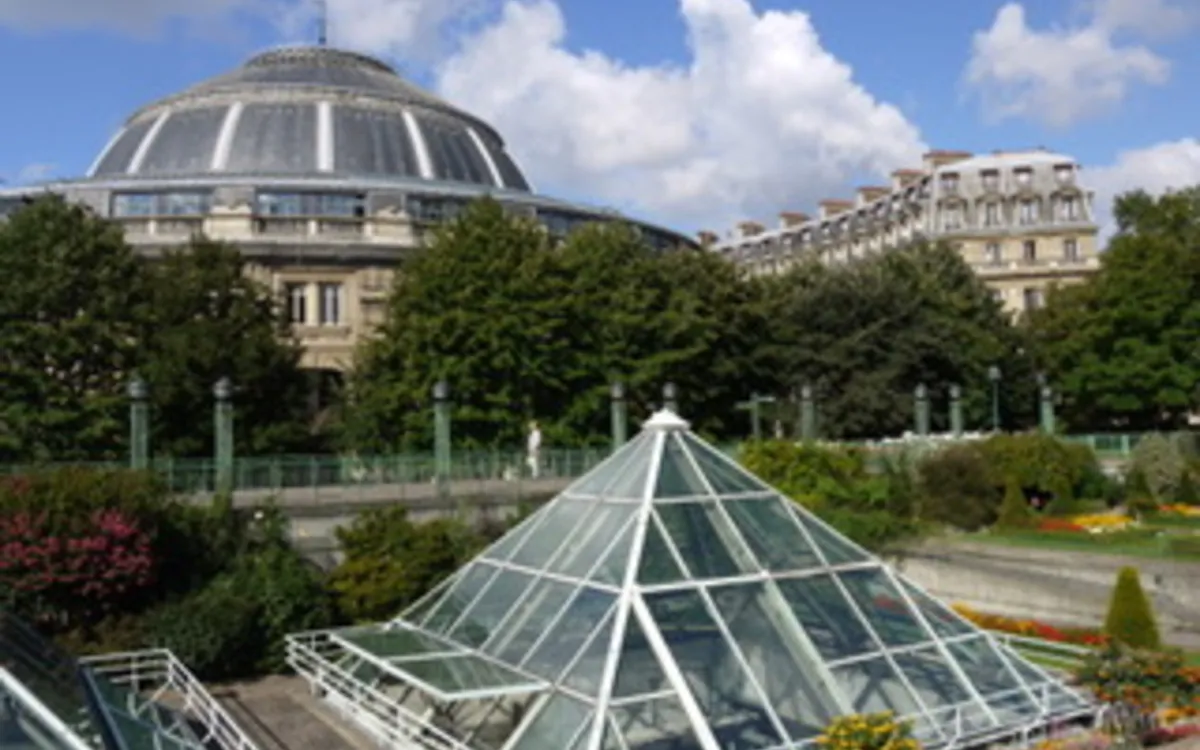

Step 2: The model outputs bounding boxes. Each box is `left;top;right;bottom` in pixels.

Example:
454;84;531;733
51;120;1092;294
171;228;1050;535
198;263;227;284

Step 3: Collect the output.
891;540;1200;649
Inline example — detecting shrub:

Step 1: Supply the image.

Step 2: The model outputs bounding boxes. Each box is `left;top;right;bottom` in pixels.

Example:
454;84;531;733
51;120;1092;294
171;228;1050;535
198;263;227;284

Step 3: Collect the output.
816;711;919;750
916;444;1000;531
977;433;1097;505
1103;567;1161;651
1124;469;1158;517
995;476;1034;530
1075;642;1197;715
328;508;483;623
1175;470;1199;507
1131;433;1185;500
143;576;262;682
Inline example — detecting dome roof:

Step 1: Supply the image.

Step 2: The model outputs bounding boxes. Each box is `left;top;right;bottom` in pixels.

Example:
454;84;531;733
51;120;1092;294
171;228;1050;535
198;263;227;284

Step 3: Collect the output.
88;46;531;192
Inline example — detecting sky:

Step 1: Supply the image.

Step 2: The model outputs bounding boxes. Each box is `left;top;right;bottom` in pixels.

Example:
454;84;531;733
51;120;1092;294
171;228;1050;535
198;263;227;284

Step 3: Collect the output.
1;0;1200;236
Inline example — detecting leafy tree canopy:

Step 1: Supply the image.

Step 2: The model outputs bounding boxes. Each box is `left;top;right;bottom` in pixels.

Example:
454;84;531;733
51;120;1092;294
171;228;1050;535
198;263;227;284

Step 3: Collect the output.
1029;188;1200;431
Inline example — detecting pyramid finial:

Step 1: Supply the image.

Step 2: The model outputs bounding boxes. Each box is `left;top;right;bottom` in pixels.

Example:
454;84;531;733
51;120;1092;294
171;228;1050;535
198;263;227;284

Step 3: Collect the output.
316;0;328;46
644;409;689;431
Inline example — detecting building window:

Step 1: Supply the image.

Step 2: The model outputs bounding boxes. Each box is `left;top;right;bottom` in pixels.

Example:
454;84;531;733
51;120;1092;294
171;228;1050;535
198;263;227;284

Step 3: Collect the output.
112;191;211;217
981;170;999;192
408;195;468;223
991;289;1005;304
984;202;1001;227
986;242;1002;265
1023;239;1037;262
940;173;959;192
1018;200;1038;225
1058;196;1080;222
1015;168;1032;187
1023;287;1044;311
285;283;308;325
257;192;306;216
1055;164;1074;184
316;193;366;218
318;282;343;325
942;205;962;230
1063;238;1079;261
255;191;365;217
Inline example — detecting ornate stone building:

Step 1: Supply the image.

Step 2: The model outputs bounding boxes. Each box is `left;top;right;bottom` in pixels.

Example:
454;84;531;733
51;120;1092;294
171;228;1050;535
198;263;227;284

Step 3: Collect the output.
0;45;691;377
707;149;1100;314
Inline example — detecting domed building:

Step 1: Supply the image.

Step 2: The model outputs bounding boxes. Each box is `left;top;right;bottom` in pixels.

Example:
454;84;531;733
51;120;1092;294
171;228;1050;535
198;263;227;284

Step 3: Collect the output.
0;45;693;374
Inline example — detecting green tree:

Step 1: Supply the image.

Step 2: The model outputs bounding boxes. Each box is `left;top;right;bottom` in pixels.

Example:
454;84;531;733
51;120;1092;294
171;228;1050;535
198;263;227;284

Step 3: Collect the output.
995;475;1034;530
136;238;316;457
770;241;1032;439
1029;189;1200;431
0;196;145;462
1103;566;1161;650
1176;469;1199;506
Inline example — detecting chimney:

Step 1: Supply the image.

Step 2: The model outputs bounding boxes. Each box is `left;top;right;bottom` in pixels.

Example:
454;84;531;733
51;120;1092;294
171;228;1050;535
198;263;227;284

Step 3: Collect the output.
737;220;765;238
856;186;890;207
818;199;853;221
697;230;719;247
779;211;810;228
922;149;973;172
890;168;924;191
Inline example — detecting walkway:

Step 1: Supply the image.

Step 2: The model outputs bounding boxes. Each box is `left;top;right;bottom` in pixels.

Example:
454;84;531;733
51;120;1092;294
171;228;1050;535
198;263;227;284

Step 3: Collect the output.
225;475;574;511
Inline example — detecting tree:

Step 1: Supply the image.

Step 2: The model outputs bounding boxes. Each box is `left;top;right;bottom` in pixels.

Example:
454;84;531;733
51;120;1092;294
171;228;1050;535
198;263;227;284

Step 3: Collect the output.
769;241;1033;439
136;238;316;457
1103;566;1161;650
0;196;145;462
995;475;1034;530
1029;189;1200;431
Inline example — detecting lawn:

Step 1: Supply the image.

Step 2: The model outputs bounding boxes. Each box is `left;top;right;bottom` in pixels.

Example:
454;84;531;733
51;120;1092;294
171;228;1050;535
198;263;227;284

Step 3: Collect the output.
969;522;1200;562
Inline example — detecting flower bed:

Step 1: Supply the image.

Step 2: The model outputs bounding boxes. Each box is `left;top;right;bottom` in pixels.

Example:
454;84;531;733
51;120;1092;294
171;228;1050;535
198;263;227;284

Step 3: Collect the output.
952;604;1109;646
1034;513;1134;534
1159;503;1200;518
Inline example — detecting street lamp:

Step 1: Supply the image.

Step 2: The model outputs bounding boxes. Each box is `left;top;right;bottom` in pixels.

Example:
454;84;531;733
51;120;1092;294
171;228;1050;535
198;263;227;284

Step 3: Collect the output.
987;365;1002;432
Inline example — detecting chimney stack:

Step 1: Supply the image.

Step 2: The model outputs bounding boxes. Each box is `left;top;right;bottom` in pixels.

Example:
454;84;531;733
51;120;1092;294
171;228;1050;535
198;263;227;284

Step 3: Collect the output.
737;220;765;238
855;186;890;207
921;149;973;172
818;199;853;221
779;211;810;229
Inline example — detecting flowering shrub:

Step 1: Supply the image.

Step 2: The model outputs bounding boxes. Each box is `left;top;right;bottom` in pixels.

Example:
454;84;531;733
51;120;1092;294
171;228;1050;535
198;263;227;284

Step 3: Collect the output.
1075;642;1200;717
1033;732;1113;750
951;604;1110;647
815;711;919;750
1039;518;1087;533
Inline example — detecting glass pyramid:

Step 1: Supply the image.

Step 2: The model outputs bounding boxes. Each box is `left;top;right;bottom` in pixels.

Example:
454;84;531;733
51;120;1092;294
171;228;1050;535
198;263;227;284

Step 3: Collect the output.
317;411;1094;750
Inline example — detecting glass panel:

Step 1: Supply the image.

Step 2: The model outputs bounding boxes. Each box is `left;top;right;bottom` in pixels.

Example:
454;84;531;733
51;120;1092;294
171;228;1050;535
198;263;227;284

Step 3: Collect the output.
449;569;536;648
94;118;153;175
139;106;226;175
485;579;577;664
395;653;539;698
589;517;637;586
709;583;840;741
569;715;601;750
900;581;976;638
613;613;669;698
776;575;876;661
947;637;1040;723
511;694;591;750
568;435;647;497
654;503;755;579
511;500;596;569
645;589;785;748
551;504;633;579
606;444;653;500
637;516;687;585
522;587;615;681
421;563;498;633
837;570;933;647
655;434;711;498
482;511;543;563
227;103;318;173
791;510;869;565
336;626;451;659
611;697;705;750
722;498;823;571
832;656;934;738
562;610;616;697
893;647;991;736
680;434;769;494
600;714;624;750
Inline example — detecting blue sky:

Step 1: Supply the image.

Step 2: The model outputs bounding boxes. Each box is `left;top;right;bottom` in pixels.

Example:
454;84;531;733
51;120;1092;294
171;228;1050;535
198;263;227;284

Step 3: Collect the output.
2;0;1199;232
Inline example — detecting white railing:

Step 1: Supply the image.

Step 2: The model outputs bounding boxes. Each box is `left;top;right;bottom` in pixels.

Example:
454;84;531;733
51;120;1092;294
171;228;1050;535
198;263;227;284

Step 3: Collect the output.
987;631;1094;671
0;667;95;750
286;630;473;750
80;649;259;750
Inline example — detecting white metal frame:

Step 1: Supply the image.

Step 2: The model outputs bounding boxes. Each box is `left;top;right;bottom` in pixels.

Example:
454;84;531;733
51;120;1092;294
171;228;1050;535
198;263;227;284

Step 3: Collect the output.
80;648;260;750
0;667;94;750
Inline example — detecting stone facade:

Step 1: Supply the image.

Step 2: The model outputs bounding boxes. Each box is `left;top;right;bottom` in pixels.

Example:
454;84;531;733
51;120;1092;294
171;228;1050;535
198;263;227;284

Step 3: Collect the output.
709;148;1101;315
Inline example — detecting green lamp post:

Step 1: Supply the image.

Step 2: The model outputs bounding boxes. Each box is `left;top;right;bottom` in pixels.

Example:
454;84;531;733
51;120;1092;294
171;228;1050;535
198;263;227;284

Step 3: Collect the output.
987;365;1002;432
128;376;149;470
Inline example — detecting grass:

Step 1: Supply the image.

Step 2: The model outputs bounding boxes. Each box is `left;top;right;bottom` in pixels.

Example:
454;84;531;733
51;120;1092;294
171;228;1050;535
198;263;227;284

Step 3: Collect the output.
969;525;1200;561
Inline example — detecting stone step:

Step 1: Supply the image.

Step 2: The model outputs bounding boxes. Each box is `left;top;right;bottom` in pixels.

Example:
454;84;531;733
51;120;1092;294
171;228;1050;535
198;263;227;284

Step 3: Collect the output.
212;677;377;750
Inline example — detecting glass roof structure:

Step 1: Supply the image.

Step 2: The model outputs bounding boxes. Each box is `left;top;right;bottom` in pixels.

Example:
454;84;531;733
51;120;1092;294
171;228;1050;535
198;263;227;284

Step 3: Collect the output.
289;410;1095;750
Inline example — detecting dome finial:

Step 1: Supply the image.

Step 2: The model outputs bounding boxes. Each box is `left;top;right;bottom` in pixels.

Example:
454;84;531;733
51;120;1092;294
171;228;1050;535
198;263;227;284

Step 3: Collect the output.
316;0;328;46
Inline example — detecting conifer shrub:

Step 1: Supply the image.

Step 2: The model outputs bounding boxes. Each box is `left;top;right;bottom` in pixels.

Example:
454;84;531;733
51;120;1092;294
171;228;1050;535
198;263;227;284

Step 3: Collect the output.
1175;469;1199;507
995;475;1034;530
1103;566;1161;651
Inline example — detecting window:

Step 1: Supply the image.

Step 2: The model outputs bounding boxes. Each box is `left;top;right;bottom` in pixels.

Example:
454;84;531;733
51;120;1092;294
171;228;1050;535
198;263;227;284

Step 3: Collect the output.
285;283;308;325
1058;196;1080;222
985;242;1002;265
160;192;210;216
1014;168;1032;187
1023;239;1037;262
942;205;962;230
318;282;343;325
316;193;366;218
1023;287;1044;311
981;170;999;192
940;173;959;192
408;195;467;223
991;289;1004;303
255;191;365;217
257;192;305;216
1063;238;1079;261
1055;164;1074;184
984;202;1000;227
111;191;212;217
1018;200;1037;225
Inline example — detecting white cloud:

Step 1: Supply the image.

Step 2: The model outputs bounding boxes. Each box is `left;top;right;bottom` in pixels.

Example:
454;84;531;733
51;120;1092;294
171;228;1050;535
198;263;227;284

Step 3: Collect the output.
0;0;254;34
964;2;1176;128
1088;139;1200;236
277;0;490;61
1087;0;1198;39
432;0;925;229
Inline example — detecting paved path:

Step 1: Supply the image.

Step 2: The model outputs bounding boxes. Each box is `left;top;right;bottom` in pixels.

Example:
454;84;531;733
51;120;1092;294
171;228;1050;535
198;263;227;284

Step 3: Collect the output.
226;476;573;512
211;676;377;750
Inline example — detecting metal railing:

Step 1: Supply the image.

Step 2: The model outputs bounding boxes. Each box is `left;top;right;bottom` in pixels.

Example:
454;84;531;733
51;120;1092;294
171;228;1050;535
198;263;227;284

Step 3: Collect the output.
986;631;1094;672
0;667;95;750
